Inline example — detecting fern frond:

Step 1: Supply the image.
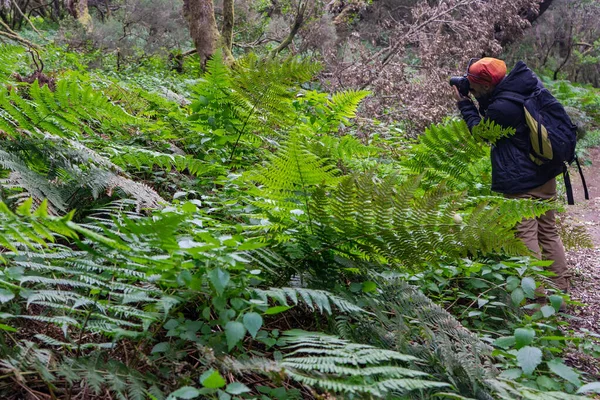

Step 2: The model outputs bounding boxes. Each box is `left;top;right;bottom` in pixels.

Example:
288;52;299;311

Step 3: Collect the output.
105;145;215;177
0;45;26;81
403;119;500;194
250;132;339;195
300;174;529;271
278;330;448;397
253;287;365;315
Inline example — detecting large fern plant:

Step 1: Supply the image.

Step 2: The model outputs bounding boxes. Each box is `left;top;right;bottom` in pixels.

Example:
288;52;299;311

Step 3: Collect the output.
278;329;449;398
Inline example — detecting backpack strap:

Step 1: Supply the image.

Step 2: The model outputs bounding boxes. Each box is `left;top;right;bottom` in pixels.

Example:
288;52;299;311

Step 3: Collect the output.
563;165;575;206
564;156;590;206
574;155;590;201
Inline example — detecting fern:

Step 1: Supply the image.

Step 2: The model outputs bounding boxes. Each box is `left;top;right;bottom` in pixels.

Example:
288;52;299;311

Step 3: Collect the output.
250;132;340;194
0;132;164;213
333;278;497;399
278;330;449;397
0;343;163;399
105;145;217;178
403;119;512;194
253;287;365;315
190;51;321;159
0;78;136;140
0;45;26;81
306;174;546;272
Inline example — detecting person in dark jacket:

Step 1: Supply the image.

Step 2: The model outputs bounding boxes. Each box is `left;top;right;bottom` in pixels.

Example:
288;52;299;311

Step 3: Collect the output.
454;58;569;293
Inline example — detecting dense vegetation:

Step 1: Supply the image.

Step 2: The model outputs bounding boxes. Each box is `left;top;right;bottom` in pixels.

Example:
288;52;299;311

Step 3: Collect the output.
0;0;599;399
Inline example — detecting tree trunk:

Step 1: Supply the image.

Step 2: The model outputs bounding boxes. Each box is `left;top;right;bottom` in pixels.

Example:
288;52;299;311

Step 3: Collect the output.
183;0;233;70
222;0;234;54
67;0;92;27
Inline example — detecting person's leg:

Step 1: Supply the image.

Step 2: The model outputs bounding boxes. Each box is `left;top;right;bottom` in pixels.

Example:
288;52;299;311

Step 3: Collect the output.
528;178;570;292
505;178;569;292
504;193;541;258
537;208;569;291
514;217;541;257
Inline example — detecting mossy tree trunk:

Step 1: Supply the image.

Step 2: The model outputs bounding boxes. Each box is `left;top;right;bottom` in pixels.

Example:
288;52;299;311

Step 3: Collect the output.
67;0;92;28
183;0;234;70
222;0;234;54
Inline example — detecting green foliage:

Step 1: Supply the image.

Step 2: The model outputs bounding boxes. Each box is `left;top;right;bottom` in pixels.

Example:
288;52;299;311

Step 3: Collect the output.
279;329;449;397
250;168;553;286
341;278;496;399
189;51;321;162
0;76;136;140
0;45;27;82
0;342;163;399
0;131;164;213
0;44;595;400
402;119;512;194
543;79;600;128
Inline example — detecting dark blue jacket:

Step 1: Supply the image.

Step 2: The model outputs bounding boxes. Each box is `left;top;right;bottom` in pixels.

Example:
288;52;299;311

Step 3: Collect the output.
457;61;563;194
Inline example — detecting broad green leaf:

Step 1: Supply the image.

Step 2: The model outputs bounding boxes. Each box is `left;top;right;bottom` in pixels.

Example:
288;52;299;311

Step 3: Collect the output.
200;369;226;389
549;295;564;312
265;305;292;315
577;382;600;394
0;323;16;332
209;268;230;296
243;312;262;338
536;375;561;391
516;346;542;375
362;281;377;293
499;369;522;379
511;288;525;306
506;276;520;291
169;386;201;399
0;289;15;303
218;391;231;400
181;202;198;213
225;382;251;395
521;277;536;298
230;298;245;310
540;305;555;317
539;336;575;341
151;342;170;354
225;321;246;350
494;336;516;349
547;359;581;386
514;328;535;349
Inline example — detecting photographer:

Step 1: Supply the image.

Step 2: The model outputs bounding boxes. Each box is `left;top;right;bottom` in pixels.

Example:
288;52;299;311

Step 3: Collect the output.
452;57;569;294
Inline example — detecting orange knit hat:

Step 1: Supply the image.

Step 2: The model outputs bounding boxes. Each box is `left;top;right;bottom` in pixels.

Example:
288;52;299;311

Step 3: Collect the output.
467;58;507;86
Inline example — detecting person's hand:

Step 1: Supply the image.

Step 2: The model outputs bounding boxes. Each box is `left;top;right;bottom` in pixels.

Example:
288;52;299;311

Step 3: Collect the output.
453;86;471;102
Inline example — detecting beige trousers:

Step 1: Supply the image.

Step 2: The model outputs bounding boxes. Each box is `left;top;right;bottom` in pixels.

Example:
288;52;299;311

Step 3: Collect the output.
505;178;570;291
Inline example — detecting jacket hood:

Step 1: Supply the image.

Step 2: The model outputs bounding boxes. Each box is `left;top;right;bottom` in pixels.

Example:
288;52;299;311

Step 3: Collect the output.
492;61;539;97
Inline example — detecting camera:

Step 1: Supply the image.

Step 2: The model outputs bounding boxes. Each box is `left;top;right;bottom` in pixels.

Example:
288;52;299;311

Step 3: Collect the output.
449;76;470;97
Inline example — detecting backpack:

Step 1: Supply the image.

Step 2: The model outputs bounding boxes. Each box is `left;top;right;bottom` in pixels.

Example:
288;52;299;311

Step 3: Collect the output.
496;83;589;205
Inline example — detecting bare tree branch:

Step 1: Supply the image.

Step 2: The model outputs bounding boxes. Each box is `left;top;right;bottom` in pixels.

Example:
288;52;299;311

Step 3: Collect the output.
270;0;307;57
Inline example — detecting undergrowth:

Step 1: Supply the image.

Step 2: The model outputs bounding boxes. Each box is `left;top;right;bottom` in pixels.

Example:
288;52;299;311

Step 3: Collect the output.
0;43;598;400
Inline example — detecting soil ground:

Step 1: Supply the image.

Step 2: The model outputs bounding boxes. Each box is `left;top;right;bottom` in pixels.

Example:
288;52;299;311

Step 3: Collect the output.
561;146;600;378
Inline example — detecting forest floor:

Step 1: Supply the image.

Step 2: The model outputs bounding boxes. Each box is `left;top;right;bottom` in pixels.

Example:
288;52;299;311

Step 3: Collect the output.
562;145;600;378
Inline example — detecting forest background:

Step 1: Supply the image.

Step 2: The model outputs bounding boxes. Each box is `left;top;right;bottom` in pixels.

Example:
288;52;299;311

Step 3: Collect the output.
0;0;599;399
